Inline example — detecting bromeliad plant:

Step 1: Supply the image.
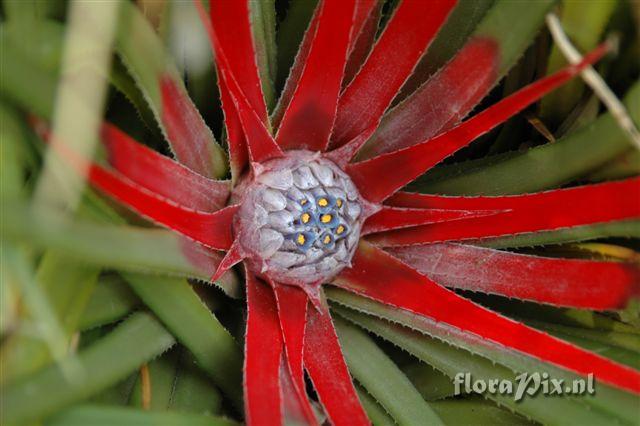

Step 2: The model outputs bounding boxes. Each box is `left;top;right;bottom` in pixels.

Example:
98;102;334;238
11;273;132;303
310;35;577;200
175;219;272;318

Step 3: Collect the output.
3;0;640;424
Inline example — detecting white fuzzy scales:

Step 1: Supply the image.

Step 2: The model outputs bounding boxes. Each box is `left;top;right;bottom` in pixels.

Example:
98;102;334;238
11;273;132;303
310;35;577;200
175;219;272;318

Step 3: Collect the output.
235;151;363;286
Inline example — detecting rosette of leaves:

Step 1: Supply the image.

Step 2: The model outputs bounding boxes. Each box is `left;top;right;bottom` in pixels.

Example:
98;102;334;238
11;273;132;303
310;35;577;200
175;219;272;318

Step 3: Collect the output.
1;0;639;425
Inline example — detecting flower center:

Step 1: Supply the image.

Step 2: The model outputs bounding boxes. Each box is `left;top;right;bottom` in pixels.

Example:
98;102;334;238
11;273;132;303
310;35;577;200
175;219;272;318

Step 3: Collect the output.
235;151;363;286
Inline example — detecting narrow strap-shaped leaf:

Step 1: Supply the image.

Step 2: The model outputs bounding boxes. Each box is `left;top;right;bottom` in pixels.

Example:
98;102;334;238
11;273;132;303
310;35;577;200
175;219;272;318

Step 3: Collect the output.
221;66;283;163
1;312;175;424
334;317;443;425
244;272;283;426
346;45;609;203
362;205;502;235
331;303;630;425
371;177;640;245
303;300;369;425
46;127;237;250
218;76;249;180
87;162;238;250
46;405;237;426
333;242;640;394
275;0;357;151
331;0;457;148
158;76;227;178
359;37;499;159
343;0;381;87
360;0;557;159
101;124;230;212
115;1;226;178
194;1;267;178
272;0;375;132
273;285;317;425
271;3;320;130
389;243;640;310
2;201;239;293
207;0;268;121
195;1;283;165
123;274;243;408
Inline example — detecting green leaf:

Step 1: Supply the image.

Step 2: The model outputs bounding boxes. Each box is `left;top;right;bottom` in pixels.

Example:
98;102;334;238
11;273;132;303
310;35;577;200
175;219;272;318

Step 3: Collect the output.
587;148;640;181
478;220;640;249
45;405;237;426
170;351;223;415
79;275;139;331
412;80;640;195
0;27;57;119
541;0;618;124
1;312;175;424
355;384;396;426
333;304;626;425
1;201;240;296
123;273;243;410
327;288;639;424
334;317;442;425
130;349;180;410
114;1;227;177
249;0;277;111
397;0;494;102
275;0;318;92
430;396;532;426
473;0;556;76
1;252;100;384
401;363;458;401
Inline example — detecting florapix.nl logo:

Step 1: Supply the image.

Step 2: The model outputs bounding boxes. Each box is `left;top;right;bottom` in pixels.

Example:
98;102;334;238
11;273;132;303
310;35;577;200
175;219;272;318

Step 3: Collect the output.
453;372;596;402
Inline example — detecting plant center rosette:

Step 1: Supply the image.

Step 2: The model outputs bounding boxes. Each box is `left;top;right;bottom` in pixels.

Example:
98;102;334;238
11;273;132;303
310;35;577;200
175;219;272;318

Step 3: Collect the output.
232;151;376;294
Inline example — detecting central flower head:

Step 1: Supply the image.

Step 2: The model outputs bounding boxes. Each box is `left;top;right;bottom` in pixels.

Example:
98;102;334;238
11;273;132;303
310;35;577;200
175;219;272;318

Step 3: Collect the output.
234;151;363;287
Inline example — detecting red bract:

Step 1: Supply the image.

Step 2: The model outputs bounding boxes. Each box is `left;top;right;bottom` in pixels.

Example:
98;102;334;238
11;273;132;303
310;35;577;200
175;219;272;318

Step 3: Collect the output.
50;0;640;424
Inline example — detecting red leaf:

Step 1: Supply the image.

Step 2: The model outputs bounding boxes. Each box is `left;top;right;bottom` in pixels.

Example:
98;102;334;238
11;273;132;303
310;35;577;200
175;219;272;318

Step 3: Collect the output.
331;0;457;148
346;44;609;203
218;74;249;180
89;164;238;250
276;0;357;152
55;140;237;250
333;242;640;394
304;301;369;425
210;239;245;282
271;5;320;131
196;0;282;167
372;177;640;245
343;0;381;87
101;124;230;212
362;205;503;235
245;271;284;426
274;285;317;425
207;0;268;120
389;243;640;310
358;37;499;159
159;76;224;178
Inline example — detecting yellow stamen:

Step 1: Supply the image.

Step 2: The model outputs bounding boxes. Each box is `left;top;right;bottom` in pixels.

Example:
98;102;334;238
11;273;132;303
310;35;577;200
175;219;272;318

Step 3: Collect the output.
336;225;345;234
296;234;306;245
323;235;331;244
318;198;329;207
336;199;343;208
320;214;332;224
300;199;308;206
301;213;311;223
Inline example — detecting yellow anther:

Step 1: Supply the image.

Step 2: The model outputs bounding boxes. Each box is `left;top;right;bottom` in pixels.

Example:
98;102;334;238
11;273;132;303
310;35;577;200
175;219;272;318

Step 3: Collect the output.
296;234;306;245
336;225;345;235
301;213;311;223
320;214;332;224
300;199;308;206
336;199;343;208
318;198;329;207
323;235;331;244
